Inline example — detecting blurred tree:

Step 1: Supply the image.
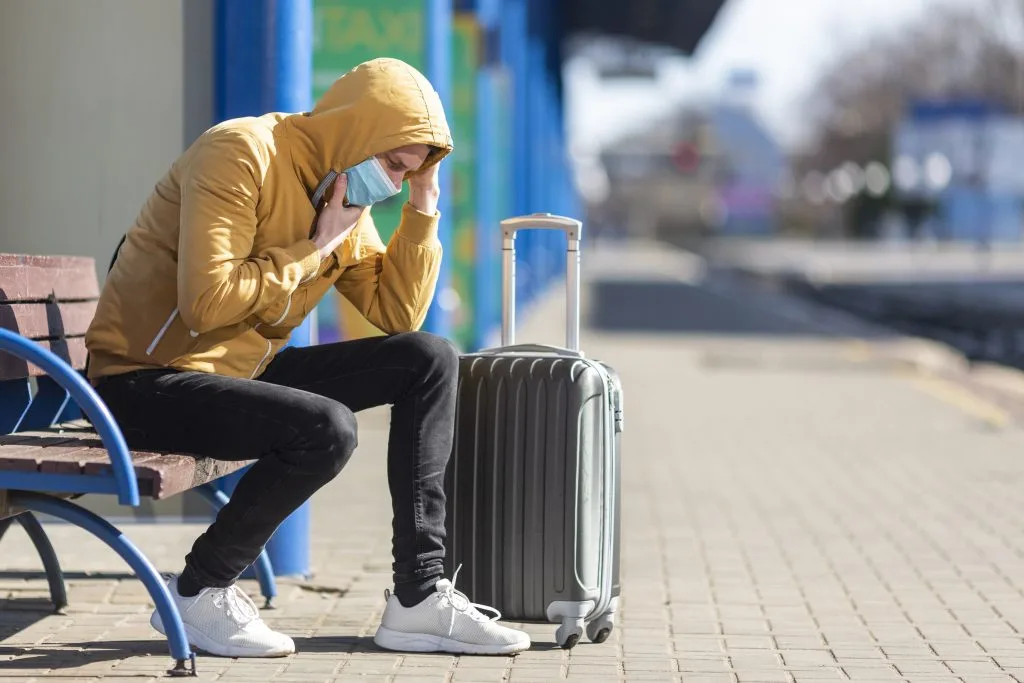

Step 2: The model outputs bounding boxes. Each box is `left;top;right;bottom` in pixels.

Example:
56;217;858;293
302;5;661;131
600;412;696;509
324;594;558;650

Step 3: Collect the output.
794;0;1024;237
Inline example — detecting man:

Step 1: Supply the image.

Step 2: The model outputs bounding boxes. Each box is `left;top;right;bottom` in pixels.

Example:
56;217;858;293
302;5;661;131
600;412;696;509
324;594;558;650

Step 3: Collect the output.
85;58;530;657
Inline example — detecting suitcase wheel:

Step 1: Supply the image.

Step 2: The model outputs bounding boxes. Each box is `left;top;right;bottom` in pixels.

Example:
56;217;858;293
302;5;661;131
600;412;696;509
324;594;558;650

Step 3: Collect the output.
586;612;615;644
556;618;584;649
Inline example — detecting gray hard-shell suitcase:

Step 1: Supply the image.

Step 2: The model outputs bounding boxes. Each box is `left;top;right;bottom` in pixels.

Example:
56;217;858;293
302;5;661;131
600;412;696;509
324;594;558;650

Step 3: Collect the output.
443;213;624;649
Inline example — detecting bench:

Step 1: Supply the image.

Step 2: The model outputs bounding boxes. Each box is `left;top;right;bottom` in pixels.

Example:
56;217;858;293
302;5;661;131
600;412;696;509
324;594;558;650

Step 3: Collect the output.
0;253;278;677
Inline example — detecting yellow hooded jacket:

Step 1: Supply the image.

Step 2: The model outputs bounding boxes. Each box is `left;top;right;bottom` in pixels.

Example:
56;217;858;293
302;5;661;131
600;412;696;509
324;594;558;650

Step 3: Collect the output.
85;58;453;382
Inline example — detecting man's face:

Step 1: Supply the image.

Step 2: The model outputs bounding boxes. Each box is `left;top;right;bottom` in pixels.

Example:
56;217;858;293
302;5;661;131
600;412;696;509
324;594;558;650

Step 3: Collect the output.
375;144;431;189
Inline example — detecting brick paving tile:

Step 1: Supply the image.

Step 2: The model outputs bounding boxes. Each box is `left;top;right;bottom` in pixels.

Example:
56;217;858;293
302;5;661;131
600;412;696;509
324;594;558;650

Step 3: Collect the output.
679;657;732;671
732;671;793;682
892;661;955;675
948;660;1008;675
723;637;776;650
450;658;515;670
840;665;903;679
505;673;564;683
778;650;837;667
566;661;621;674
621;657;675;671
449;672;508;683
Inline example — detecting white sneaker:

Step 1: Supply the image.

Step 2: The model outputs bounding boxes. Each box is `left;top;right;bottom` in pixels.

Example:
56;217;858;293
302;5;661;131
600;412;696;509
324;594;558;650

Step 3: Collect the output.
373;570;531;655
150;574;295;658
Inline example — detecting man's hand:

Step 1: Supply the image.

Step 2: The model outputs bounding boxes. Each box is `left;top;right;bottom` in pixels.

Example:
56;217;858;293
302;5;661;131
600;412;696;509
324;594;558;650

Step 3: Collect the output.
313;174;362;260
408;160;441;215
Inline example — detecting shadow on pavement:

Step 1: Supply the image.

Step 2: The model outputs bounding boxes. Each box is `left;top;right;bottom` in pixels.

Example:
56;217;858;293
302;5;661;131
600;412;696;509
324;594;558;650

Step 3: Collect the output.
589;279;847;335
0;639;168;670
0;570;137;582
291;635;380;654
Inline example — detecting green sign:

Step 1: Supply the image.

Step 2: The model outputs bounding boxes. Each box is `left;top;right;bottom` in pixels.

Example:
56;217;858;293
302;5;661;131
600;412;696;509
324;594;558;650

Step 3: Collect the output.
312;0;426;246
311;0;426;342
448;15;479;349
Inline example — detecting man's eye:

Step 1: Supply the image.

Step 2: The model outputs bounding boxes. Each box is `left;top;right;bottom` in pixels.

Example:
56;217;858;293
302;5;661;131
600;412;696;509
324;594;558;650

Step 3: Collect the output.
389;162;404;172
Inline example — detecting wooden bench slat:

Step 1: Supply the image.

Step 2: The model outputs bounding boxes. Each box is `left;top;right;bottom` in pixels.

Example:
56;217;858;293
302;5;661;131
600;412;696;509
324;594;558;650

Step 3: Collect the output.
0;437;82;470
0;257;99;302
39;446;114;475
0;337;87;379
82;451;165;477
0;254;95;270
1;422;254;500
0;433;52;446
0;301;97;339
0;449;65;472
138;455;252;500
86;452;252;500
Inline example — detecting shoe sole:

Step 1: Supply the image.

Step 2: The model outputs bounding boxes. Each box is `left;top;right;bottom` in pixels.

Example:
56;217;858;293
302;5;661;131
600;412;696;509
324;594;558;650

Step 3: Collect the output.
373;625;530;655
151;614;294;658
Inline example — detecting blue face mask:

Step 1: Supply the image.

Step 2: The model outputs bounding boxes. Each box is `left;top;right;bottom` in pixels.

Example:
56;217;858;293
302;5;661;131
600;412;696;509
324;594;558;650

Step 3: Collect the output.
343;156;401;207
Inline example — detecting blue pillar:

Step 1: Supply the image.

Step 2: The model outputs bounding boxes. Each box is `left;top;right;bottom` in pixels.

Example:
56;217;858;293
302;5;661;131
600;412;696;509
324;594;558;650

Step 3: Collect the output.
422;0;455;338
474;68;498;351
215;0;314;579
526;12;550;294
470;0;502;350
501;0;533;310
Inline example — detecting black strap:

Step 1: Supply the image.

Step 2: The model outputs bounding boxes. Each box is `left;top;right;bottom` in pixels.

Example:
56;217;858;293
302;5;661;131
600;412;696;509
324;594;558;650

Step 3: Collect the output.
107;234;126;274
83;234;127;385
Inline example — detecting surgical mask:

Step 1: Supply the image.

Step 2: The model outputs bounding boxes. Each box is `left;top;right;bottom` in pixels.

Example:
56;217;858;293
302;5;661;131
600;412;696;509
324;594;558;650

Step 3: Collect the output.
343;156;401;207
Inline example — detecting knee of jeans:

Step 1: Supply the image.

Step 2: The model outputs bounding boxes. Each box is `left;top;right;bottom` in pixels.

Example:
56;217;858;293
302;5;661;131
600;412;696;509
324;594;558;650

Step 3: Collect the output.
397;331;460;381
311;401;358;476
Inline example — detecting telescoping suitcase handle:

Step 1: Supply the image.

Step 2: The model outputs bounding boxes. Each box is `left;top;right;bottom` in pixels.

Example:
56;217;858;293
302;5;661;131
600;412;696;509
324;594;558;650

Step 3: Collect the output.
500;213;583;352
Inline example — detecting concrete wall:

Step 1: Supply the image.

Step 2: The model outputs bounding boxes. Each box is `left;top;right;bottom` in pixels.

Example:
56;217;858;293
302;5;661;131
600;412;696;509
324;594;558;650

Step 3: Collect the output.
0;0;214;280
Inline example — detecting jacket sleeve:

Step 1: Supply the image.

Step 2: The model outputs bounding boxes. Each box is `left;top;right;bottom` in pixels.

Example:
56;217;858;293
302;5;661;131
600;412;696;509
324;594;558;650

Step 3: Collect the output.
334;202;443;334
176;130;321;334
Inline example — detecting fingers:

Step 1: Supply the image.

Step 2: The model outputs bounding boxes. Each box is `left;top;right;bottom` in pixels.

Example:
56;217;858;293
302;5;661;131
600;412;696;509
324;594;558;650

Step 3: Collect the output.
319;173;349;214
331;173;347;204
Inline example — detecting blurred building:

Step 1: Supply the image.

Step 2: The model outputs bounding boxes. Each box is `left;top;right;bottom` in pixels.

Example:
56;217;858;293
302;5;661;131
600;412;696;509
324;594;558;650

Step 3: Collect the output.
892;99;1024;244
594;69;786;247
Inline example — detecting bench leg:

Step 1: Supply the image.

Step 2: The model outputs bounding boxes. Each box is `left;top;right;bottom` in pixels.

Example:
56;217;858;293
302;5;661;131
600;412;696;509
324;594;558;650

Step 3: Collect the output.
10;491;197;678
15;512;68;613
195;484;278;609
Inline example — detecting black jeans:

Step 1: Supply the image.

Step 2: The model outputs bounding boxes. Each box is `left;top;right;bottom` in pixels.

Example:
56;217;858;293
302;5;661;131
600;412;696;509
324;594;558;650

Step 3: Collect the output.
93;331;459;592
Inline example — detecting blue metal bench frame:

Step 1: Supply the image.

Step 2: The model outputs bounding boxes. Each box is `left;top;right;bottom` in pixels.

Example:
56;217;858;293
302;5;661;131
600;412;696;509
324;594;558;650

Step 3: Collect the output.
0;328;278;677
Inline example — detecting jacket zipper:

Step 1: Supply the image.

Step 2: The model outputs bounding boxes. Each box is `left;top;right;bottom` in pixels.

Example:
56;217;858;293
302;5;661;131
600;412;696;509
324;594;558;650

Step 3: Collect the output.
146;308;180;355
250;338;274;379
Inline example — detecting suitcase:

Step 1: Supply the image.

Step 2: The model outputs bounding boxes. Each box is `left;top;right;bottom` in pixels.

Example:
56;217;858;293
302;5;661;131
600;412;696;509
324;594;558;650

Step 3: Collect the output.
443;213;624;649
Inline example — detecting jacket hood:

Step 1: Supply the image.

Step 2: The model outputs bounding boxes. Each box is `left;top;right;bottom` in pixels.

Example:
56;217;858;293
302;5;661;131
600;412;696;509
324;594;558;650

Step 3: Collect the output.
286;58;454;195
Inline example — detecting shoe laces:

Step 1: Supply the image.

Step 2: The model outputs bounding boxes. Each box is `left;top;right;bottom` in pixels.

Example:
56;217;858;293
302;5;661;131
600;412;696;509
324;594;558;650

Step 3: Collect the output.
440;565;501;637
210;584;262;628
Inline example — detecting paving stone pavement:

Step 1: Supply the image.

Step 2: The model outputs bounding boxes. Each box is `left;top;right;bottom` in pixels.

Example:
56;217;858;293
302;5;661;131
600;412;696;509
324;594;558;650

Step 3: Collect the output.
5;246;1024;682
